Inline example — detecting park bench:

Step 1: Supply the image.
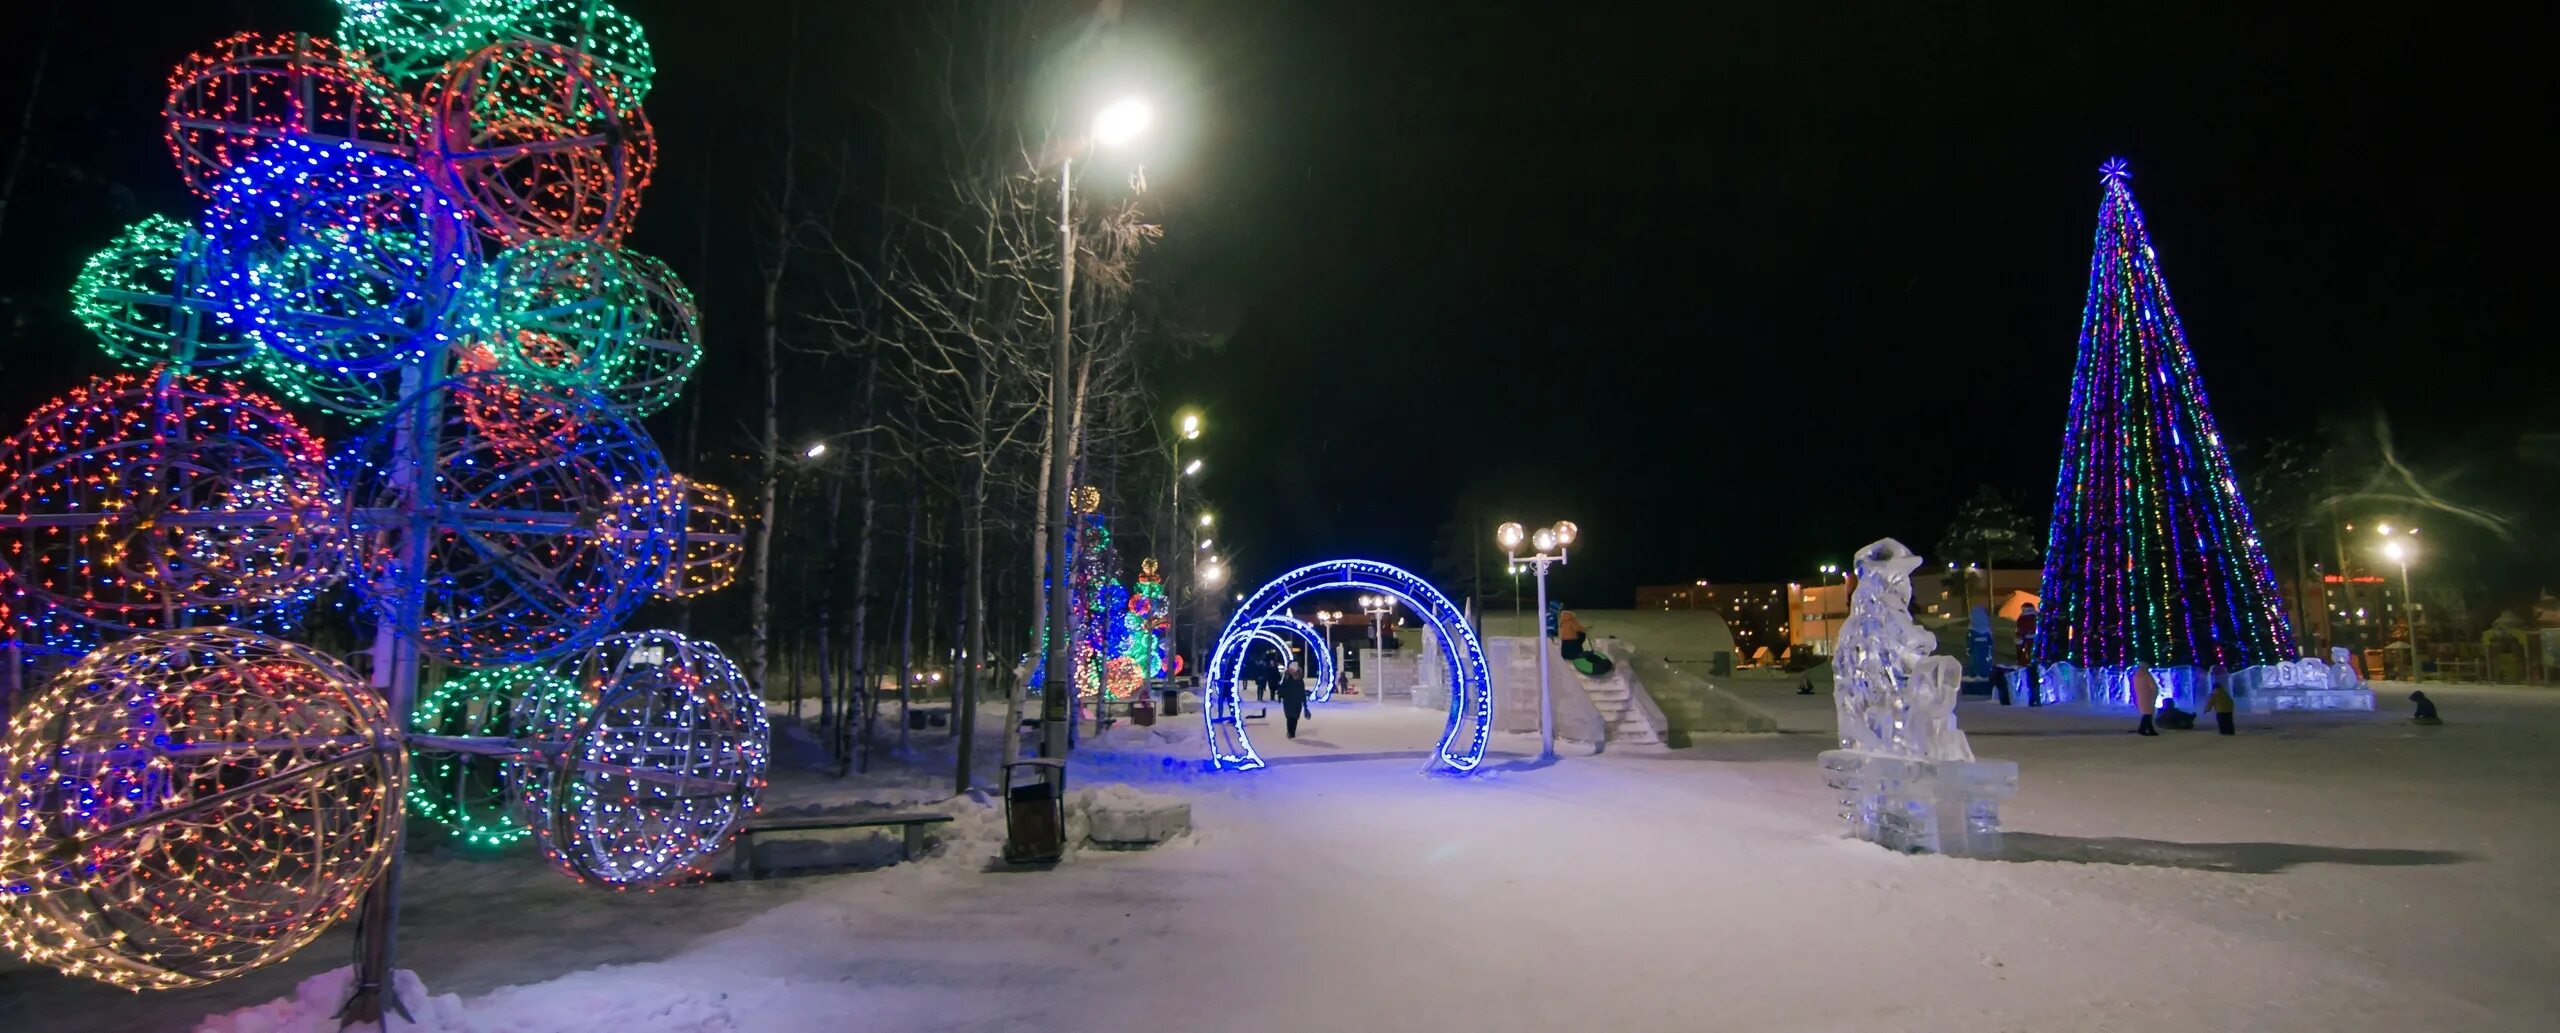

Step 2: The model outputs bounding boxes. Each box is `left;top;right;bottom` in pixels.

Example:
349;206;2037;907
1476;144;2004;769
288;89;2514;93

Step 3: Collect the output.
731;812;953;880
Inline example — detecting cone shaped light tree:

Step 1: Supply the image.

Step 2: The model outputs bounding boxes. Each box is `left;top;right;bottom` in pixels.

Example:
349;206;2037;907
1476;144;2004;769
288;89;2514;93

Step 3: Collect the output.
2031;159;2298;673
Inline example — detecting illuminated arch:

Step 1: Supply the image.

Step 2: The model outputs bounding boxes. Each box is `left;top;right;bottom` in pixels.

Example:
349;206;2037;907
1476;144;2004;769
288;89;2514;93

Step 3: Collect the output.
1228;615;1338;704
1204;560;1491;773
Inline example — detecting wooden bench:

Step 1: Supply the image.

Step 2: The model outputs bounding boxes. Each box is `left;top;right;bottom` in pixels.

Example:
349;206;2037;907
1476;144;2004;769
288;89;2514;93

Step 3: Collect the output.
731;812;953;880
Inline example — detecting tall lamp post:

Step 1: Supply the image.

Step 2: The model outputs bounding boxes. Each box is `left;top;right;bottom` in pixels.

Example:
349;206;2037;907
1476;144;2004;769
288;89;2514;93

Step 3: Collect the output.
1166;410;1201;690
1360;594;1396;705
1816;562;1841;655
2377;524;2420;677
1043;96;1154;760
1316;610;1342;694
1499;519;1578;763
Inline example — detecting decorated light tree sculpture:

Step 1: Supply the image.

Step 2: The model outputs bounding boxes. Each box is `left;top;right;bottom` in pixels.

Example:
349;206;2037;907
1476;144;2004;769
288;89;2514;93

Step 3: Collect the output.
2032;159;2298;704
1126;557;1171;678
0;0;756;1016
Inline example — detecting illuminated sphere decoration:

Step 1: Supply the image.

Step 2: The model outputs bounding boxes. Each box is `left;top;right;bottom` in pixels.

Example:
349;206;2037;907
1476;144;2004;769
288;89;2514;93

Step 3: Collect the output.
0;627;401;990
0;372;346;642
199;139;479;376
606;474;743;600
338;373;676;667
163;31;420;198
70;216;257;372
523;631;768;886
422;39;657;247
476;238;702;415
336;0;510;87
500;0;657;111
409;665;585;847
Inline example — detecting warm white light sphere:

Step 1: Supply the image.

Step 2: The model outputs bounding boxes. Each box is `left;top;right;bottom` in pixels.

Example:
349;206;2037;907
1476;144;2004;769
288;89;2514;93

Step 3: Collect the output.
1092;96;1154;147
1496;521;1525;550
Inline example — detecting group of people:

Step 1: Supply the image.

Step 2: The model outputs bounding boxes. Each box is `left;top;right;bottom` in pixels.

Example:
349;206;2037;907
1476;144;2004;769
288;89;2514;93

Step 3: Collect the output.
2128;666;2236;737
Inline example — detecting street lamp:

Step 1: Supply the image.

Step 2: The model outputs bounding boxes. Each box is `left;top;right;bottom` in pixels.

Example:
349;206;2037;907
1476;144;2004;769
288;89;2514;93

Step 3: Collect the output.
2376;526;2420;675
1816;562;1842;655
1360;594;1397;706
1043;93;1156;759
1500;519;1577;762
801;441;828;460
1167;409;1203;693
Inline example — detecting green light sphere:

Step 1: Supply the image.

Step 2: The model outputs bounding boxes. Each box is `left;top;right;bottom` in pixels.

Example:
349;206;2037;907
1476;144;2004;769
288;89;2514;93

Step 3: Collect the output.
408;664;587;848
70;216;256;371
475;238;700;416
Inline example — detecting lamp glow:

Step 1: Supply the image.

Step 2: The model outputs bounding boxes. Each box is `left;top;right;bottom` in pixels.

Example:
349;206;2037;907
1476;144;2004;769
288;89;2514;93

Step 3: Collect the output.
802;442;827;459
1091;96;1154;147
1496;522;1525;550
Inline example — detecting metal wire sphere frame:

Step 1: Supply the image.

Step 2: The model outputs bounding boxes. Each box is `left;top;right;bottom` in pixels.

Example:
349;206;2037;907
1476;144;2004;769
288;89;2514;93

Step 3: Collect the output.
475;238;701;416
421;38;657;247
522;631;768;886
70;216;258;372
0;371;347;641
337;372;676;667
163;30;420;198
0;627;402;991
407;664;585;848
198;139;480;377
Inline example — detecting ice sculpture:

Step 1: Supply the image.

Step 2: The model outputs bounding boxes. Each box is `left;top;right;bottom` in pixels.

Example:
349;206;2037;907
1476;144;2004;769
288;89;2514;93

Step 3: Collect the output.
1820;538;2017;857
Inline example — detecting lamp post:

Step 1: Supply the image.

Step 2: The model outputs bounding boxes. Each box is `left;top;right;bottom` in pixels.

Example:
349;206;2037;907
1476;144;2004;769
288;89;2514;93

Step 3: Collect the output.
1043;96;1154;760
2377;525;2419;678
1316;610;1341;695
1360;594;1396;705
1166;410;1201;690
1499;519;1578;762
1816;562;1841;655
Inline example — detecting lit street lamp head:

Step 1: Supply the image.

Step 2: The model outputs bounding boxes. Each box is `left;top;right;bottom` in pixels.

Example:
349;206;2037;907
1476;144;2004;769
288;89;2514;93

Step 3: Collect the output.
801;442;828;459
1092;96;1154;147
1552;520;1578;547
1183;458;1204;476
1496;521;1525;550
1178;411;1202;439
1531;527;1558;553
1198;513;1214;528
2382;540;2411;564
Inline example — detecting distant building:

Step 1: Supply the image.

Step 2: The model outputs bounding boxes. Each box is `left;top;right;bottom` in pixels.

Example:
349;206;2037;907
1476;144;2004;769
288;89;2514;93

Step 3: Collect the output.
1635;581;1794;660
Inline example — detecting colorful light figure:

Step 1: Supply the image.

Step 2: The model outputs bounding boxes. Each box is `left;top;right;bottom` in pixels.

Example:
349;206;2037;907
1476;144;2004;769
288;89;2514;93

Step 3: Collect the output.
1228;615;1336;703
1124;557;1170;677
71;216;257;371
2033;158;2298;684
0;627;400;990
474;237;703;416
1203;560;1493;773
421;38;656;246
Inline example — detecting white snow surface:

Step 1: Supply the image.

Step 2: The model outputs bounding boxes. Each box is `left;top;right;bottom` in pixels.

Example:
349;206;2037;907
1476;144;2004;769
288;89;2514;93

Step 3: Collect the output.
4;680;2555;1032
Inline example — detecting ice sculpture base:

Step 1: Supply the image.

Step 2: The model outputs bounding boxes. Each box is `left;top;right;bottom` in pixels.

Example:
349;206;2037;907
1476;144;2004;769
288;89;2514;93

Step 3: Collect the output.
1819;750;2019;858
2241;687;2375;714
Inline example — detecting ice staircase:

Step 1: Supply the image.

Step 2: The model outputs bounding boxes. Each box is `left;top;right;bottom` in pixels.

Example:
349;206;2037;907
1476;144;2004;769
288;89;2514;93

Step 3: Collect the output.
1575;641;1663;747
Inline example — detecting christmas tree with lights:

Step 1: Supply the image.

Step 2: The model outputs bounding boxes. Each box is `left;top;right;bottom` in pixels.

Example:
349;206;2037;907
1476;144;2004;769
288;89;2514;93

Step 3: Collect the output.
2032;158;2298;677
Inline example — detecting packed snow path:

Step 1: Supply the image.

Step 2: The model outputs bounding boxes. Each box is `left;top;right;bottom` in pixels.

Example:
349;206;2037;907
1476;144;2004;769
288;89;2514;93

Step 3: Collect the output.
5;682;2555;1032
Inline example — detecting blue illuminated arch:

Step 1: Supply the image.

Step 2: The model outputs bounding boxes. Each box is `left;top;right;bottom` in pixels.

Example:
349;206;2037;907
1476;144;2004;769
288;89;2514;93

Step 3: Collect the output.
1227;615;1337;704
1204;560;1492;773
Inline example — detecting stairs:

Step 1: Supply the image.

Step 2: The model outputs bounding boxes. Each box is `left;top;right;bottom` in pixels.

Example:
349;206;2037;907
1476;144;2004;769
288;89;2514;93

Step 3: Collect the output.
1577;646;1663;747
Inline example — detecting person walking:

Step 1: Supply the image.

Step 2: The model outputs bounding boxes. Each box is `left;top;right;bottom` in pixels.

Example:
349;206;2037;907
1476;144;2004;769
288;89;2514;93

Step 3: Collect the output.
1276;662;1310;739
2017;603;2043;706
2131;666;2160;736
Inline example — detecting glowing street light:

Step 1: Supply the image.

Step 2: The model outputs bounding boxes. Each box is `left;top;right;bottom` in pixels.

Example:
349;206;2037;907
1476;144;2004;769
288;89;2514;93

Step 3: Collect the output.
1500;520;1579;761
1178;410;1203;440
801;441;828;459
1184;458;1204;476
1198;538;1214;551
2376;526;2421;669
1092;96;1155;148
1359;594;1397;707
1199;513;1214;528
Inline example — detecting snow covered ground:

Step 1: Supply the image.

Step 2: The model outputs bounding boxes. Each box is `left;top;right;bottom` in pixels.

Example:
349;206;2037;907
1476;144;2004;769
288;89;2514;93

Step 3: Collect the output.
6;681;2556;1032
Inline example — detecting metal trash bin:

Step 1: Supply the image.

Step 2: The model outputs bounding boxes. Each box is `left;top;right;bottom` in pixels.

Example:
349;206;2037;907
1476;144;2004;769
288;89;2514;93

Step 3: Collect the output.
1001;758;1067;866
1130;697;1156;726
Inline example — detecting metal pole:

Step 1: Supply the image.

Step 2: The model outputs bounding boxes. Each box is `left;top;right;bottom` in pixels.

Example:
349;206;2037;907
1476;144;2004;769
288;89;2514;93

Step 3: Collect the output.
2401;559;2416;679
1041;157;1076;760
1535;560;1554;762
1166;437;1179;695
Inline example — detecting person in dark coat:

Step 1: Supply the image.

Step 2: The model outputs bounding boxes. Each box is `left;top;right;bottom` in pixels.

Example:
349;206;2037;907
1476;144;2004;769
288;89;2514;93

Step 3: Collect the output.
1247;655;1275;701
1276;663;1310;739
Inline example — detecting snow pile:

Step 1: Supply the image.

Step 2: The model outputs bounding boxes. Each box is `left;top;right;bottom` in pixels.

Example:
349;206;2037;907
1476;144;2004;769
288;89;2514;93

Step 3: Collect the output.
190;965;754;1033
1080;782;1191;848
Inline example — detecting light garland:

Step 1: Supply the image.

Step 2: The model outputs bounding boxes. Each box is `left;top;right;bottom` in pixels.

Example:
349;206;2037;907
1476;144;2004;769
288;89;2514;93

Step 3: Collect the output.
164;31;420;198
2032;159;2298;680
0;627;400;990
408;664;583;846
337;1;655;110
521;631;768;887
641;475;743;599
0;372;345;642
337;373;675;666
199;138;479;376
1228;615;1335;703
70;216;257;371
420;38;656;246
1203;559;1493;774
474;238;701;415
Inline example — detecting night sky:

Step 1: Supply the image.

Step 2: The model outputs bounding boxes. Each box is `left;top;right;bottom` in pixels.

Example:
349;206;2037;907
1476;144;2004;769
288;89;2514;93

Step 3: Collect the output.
1;2;2549;608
